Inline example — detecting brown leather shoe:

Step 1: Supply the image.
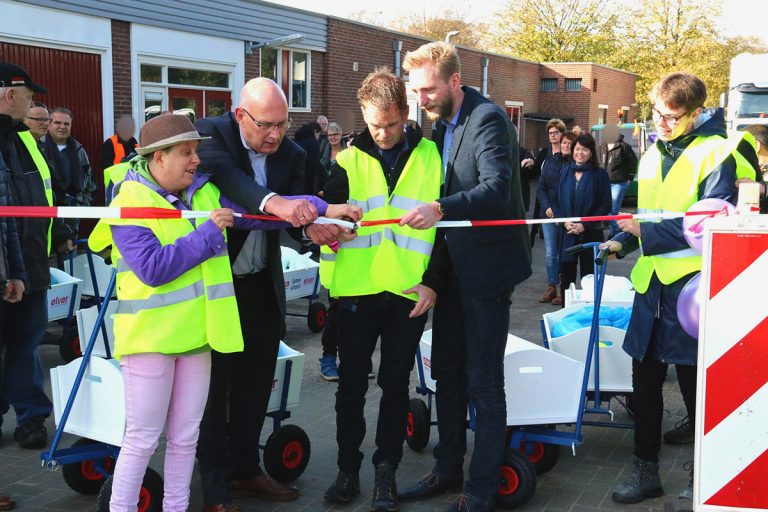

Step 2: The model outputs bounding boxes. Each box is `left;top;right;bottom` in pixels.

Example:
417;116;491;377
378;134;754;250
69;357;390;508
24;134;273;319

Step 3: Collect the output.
539;285;557;303
551;294;563;306
231;474;298;501
0;494;15;511
202;503;240;512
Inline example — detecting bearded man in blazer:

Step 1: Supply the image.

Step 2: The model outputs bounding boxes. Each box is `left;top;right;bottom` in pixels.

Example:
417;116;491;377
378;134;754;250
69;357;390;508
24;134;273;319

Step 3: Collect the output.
398;42;532;512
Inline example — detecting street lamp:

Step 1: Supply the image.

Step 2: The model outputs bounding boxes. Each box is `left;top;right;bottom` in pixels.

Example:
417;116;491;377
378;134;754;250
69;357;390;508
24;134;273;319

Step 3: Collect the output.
445;30;460;43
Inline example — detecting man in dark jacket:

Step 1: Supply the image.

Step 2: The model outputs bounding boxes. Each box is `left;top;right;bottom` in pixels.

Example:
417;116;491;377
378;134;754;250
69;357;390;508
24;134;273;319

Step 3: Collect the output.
400;42;532;512
606;73;758;505
0;62;74;459
601;128;638;237
194;77;349;512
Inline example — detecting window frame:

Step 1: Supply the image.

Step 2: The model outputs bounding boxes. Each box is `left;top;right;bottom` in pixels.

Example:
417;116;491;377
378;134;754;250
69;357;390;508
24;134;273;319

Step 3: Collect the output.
565;78;582;92
540;78;558;93
260;47;312;112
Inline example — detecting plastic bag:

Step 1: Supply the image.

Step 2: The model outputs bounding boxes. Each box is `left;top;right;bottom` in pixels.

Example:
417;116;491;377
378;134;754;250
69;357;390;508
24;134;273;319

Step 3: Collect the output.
551;305;632;338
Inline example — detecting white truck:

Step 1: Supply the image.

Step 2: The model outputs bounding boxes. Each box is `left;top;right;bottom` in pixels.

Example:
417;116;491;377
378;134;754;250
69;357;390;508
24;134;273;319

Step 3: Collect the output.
723;52;768;130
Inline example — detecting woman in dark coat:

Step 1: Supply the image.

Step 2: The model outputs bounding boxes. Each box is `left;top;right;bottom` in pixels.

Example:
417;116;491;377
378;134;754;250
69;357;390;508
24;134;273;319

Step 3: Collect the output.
553;133;611;300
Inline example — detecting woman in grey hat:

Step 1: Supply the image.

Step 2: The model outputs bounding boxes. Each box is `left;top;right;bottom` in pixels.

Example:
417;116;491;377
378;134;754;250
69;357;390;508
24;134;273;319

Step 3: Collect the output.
89;114;359;512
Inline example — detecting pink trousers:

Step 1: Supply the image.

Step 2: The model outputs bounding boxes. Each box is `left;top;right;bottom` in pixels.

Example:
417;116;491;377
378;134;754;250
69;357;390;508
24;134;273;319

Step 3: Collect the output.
109;351;211;512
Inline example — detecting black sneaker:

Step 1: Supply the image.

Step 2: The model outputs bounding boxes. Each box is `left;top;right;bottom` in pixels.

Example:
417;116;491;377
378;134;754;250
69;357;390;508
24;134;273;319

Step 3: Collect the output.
13;416;48;449
324;471;360;504
372;462;398;511
664;416;694;445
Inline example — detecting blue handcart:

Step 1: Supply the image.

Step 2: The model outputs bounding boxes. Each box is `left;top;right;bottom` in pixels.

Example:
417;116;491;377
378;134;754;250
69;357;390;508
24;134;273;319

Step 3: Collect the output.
406;242;634;508
41;245;312;511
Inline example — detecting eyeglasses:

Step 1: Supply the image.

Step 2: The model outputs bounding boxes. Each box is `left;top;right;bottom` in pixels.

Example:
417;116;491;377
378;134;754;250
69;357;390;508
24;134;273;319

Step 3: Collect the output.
241;108;291;133
652;107;691;126
26;116;51;123
548;130;562;136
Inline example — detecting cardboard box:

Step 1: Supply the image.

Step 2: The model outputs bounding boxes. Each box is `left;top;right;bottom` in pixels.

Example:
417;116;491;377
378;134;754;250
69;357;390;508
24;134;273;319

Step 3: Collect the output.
47;268;83;321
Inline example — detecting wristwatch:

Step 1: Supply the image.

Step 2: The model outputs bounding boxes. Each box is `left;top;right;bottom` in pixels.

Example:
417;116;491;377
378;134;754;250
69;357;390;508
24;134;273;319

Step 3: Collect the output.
435;201;446;217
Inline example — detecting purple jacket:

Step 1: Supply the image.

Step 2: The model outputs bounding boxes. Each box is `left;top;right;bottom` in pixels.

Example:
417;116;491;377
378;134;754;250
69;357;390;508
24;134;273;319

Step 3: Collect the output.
111;170;326;287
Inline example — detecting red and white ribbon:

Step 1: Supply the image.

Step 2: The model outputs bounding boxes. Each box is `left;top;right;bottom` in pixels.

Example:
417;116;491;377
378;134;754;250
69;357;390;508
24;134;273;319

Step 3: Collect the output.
0;205;752;230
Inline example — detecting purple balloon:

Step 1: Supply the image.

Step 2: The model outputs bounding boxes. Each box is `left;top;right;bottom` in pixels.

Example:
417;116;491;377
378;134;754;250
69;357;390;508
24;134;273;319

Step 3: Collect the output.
682;198;735;253
677;272;703;339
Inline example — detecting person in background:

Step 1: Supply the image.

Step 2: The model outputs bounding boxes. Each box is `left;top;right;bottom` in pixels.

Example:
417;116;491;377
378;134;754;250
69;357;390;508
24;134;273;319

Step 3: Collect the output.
737;125;768;213
318;122;347;197
600;124;638;237
571;125;584;136
553;133;611;300
22;102;50;143
604;72;758;505
535;118;566;304
43;106;97;235
101;114;138;169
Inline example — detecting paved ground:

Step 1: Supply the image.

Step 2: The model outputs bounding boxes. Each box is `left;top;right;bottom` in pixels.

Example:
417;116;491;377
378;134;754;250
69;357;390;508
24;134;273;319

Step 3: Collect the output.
0;201;696;511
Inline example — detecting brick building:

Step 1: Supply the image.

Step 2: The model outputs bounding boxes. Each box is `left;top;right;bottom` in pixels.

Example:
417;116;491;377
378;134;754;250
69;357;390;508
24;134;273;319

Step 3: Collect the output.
1;0;636;192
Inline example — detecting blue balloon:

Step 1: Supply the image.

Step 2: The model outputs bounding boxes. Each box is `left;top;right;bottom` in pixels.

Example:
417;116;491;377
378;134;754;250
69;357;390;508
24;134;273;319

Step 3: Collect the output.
677;272;702;339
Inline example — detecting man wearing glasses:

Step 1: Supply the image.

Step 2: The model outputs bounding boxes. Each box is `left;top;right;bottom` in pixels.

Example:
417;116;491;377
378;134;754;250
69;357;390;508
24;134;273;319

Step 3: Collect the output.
194;78;353;512
604;73;758;505
22;102;50;143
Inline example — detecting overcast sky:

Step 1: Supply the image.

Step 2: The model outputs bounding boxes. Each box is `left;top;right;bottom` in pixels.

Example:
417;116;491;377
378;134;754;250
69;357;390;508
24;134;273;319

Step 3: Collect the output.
264;0;767;46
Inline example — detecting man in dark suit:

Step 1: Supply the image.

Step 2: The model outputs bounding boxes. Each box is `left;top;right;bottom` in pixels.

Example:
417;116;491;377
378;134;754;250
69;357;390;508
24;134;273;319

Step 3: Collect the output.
194;78;345;512
398;42;532;512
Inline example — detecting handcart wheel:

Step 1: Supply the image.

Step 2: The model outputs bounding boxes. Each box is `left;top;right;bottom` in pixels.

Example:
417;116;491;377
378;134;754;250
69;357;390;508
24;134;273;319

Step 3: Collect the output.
264;424;311;483
518;439;560;475
59;325;82;363
62;438;115;494
97;467;163;512
496;448;536;509
307;302;327;333
405;398;430;452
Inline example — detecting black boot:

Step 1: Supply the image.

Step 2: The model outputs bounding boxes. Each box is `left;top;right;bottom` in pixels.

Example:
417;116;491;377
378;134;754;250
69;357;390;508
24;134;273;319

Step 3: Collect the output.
324;471;360;504
612;456;664;504
371;462;398;512
678;461;693;500
664;416;695;445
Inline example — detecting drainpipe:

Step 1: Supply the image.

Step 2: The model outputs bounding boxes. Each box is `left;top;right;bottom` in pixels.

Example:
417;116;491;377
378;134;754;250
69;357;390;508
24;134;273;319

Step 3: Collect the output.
481;57;489;97
393;40;403;77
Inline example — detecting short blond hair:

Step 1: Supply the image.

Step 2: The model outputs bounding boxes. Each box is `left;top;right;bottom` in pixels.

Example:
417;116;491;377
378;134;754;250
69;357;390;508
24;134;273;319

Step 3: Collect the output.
403;41;461;81
357;67;407;113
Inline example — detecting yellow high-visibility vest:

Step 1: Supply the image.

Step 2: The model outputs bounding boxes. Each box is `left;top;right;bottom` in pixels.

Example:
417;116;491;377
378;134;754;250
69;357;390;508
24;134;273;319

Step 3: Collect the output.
631;131;757;293
18;131;53;253
323;137;442;300
89;179;244;359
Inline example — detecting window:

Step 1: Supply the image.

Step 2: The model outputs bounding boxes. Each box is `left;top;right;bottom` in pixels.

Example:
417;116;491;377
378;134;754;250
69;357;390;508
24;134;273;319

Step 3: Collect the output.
540;78;557;92
565;78;582;92
599;108;607;125
593;78;598;92
138;61;232;123
261;48;311;110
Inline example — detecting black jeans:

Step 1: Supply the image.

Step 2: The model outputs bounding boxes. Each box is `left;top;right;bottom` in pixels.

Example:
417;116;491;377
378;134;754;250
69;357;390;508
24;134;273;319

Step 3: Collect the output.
632;357;697;462
431;275;513;509
335;293;427;474
321;298;339;357
197;270;282;504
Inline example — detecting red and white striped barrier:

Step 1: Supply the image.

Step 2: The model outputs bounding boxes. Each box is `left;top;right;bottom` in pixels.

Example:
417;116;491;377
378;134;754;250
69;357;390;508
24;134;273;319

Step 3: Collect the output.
696;215;768;510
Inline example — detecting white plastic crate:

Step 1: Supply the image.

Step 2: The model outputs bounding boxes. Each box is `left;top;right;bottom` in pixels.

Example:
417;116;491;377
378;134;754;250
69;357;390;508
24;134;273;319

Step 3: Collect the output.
543;304;633;393
418;330;585;425
281;247;319;301
50;356;126;446
50;341;304;448
76;301;118;359
267;342;305;412
47;268;83;321
70;253;117;298
564;275;635;308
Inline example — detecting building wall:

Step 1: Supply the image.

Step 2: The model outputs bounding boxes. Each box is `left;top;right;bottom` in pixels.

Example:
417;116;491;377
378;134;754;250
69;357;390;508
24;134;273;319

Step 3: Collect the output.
112;20;132;119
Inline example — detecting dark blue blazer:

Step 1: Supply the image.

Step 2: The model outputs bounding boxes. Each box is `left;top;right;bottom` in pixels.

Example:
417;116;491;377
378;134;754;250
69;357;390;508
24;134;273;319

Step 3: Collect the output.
431;87;532;297
195;112;307;318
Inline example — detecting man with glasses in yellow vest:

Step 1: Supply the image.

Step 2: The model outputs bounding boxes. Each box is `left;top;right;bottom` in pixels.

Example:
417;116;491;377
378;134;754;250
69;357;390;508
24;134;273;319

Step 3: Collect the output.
603;72;759;505
0;63;75;467
320;67;442;512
